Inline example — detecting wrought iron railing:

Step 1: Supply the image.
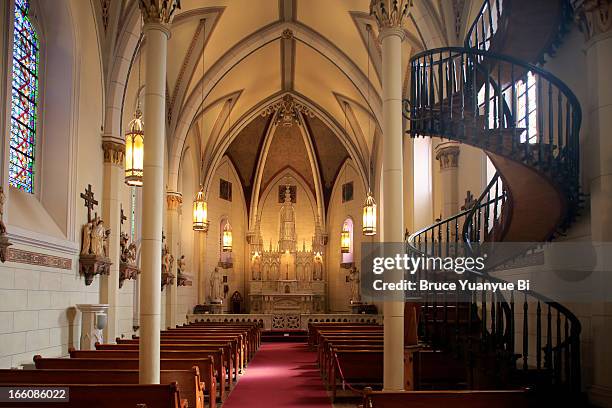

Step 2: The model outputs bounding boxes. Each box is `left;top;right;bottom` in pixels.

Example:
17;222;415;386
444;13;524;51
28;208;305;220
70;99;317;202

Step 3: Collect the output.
404;1;583;390
406;171;581;390
465;0;504;53
407;47;581;231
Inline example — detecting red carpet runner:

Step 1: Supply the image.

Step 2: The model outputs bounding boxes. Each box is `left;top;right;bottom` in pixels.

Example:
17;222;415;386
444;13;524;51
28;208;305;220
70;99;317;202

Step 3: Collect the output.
222;342;333;408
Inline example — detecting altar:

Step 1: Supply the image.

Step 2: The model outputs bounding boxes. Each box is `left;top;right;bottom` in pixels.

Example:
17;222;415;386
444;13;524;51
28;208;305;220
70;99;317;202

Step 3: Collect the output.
247;186;326;314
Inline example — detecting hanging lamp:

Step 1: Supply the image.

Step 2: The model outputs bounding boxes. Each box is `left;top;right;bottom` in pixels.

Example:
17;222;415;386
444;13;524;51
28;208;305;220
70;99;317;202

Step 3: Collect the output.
222;220;233;252
192;186;208;231
125;18;144;187
192;22;208;232
362;190;377;236
340;221;351;253
125;108;144;186
362;24;377;236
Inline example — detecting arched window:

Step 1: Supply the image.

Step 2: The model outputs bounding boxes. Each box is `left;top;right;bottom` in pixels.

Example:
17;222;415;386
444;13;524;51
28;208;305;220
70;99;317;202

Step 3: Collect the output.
9;0;39;193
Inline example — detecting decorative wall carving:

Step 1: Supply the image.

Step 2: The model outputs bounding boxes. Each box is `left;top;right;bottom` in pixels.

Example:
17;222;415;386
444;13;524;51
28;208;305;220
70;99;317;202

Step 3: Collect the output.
576;0;612;42
281;28;294;39
370;0;412;29
138;0;181;25
187;313;383;331
5;248;72;269
435;144;460;170
261;94;314;127
166;191;183;210
102;141;125;166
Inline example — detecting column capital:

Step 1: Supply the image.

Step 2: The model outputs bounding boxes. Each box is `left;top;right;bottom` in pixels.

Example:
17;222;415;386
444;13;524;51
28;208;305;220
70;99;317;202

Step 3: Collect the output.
166;191;183;210
102;141;125;167
370;0;412;30
435;142;460;170
139;0;180;26
576;0;612;43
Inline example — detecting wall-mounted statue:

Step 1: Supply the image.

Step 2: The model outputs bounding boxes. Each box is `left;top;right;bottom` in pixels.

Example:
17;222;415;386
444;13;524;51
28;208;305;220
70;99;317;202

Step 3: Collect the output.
209;267;223;303
119;232;139;288
313;259;323;281
347;266;361;304
79;184;111;285
0;186;12;263
177;255;193;287
161;237;175;291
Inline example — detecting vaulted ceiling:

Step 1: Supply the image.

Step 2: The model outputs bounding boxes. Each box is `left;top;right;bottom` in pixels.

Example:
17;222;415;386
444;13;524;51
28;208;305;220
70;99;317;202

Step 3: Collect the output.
101;0;472;199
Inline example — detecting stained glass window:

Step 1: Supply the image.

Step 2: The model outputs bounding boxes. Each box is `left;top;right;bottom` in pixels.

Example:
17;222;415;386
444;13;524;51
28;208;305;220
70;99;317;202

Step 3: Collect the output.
9;0;39;193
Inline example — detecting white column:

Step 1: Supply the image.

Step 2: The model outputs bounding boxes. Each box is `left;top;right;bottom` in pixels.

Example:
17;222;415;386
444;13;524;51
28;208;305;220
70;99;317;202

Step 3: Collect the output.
435;143;460;219
138;0;177;384
578;1;612;405
165;191;182;328
100;141;124;342
371;0;410;391
381;26;405;391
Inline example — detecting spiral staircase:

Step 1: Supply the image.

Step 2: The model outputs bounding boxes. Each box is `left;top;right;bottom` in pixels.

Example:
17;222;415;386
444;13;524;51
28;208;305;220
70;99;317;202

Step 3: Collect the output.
403;0;584;401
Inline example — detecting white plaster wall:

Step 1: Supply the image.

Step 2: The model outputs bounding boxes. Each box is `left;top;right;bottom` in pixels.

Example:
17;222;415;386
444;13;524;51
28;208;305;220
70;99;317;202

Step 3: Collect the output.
0;0;105;367
326;160;366;312
203;158;248;312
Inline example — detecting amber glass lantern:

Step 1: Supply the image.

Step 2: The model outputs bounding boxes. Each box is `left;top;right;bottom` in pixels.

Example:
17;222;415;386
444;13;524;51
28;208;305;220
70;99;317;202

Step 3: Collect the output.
362;190;377;236
125;109;144;186
340;222;351;253
222;221;233;252
192;188;208;231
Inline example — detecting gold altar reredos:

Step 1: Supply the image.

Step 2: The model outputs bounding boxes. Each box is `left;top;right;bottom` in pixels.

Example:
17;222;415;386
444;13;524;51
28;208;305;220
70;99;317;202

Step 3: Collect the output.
248;186;326;314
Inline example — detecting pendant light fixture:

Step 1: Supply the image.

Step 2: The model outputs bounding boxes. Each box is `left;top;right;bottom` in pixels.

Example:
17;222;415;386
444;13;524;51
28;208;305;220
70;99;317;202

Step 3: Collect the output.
340;101;351;254
340;221;351;253
125;17;144;187
193;186;208;231
192;22;208;232
221;109;233;252
222;220;233;252
362;24;377;236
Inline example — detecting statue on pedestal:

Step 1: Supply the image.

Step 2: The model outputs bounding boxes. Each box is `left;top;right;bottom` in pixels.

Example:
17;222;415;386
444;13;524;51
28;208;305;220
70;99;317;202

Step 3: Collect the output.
347;266;361;304
209;267;223;303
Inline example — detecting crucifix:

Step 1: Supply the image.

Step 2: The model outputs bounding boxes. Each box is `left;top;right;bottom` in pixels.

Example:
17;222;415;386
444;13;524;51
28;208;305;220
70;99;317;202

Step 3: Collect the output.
80;184;98;223
120;205;127;235
462;190;476;210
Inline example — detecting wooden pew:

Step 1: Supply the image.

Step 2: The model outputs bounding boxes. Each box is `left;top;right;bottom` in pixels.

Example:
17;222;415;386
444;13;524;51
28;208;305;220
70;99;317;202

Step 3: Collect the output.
183;322;261;349
96;342;236;385
329;350;383;401
119;337;241;380
178;323;261;352
165;329;254;360
0;368;203;408
159;332;250;364
69;348;226;400
33;356;217;408
362;388;532;408
0;383;184;408
308;323;382;346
